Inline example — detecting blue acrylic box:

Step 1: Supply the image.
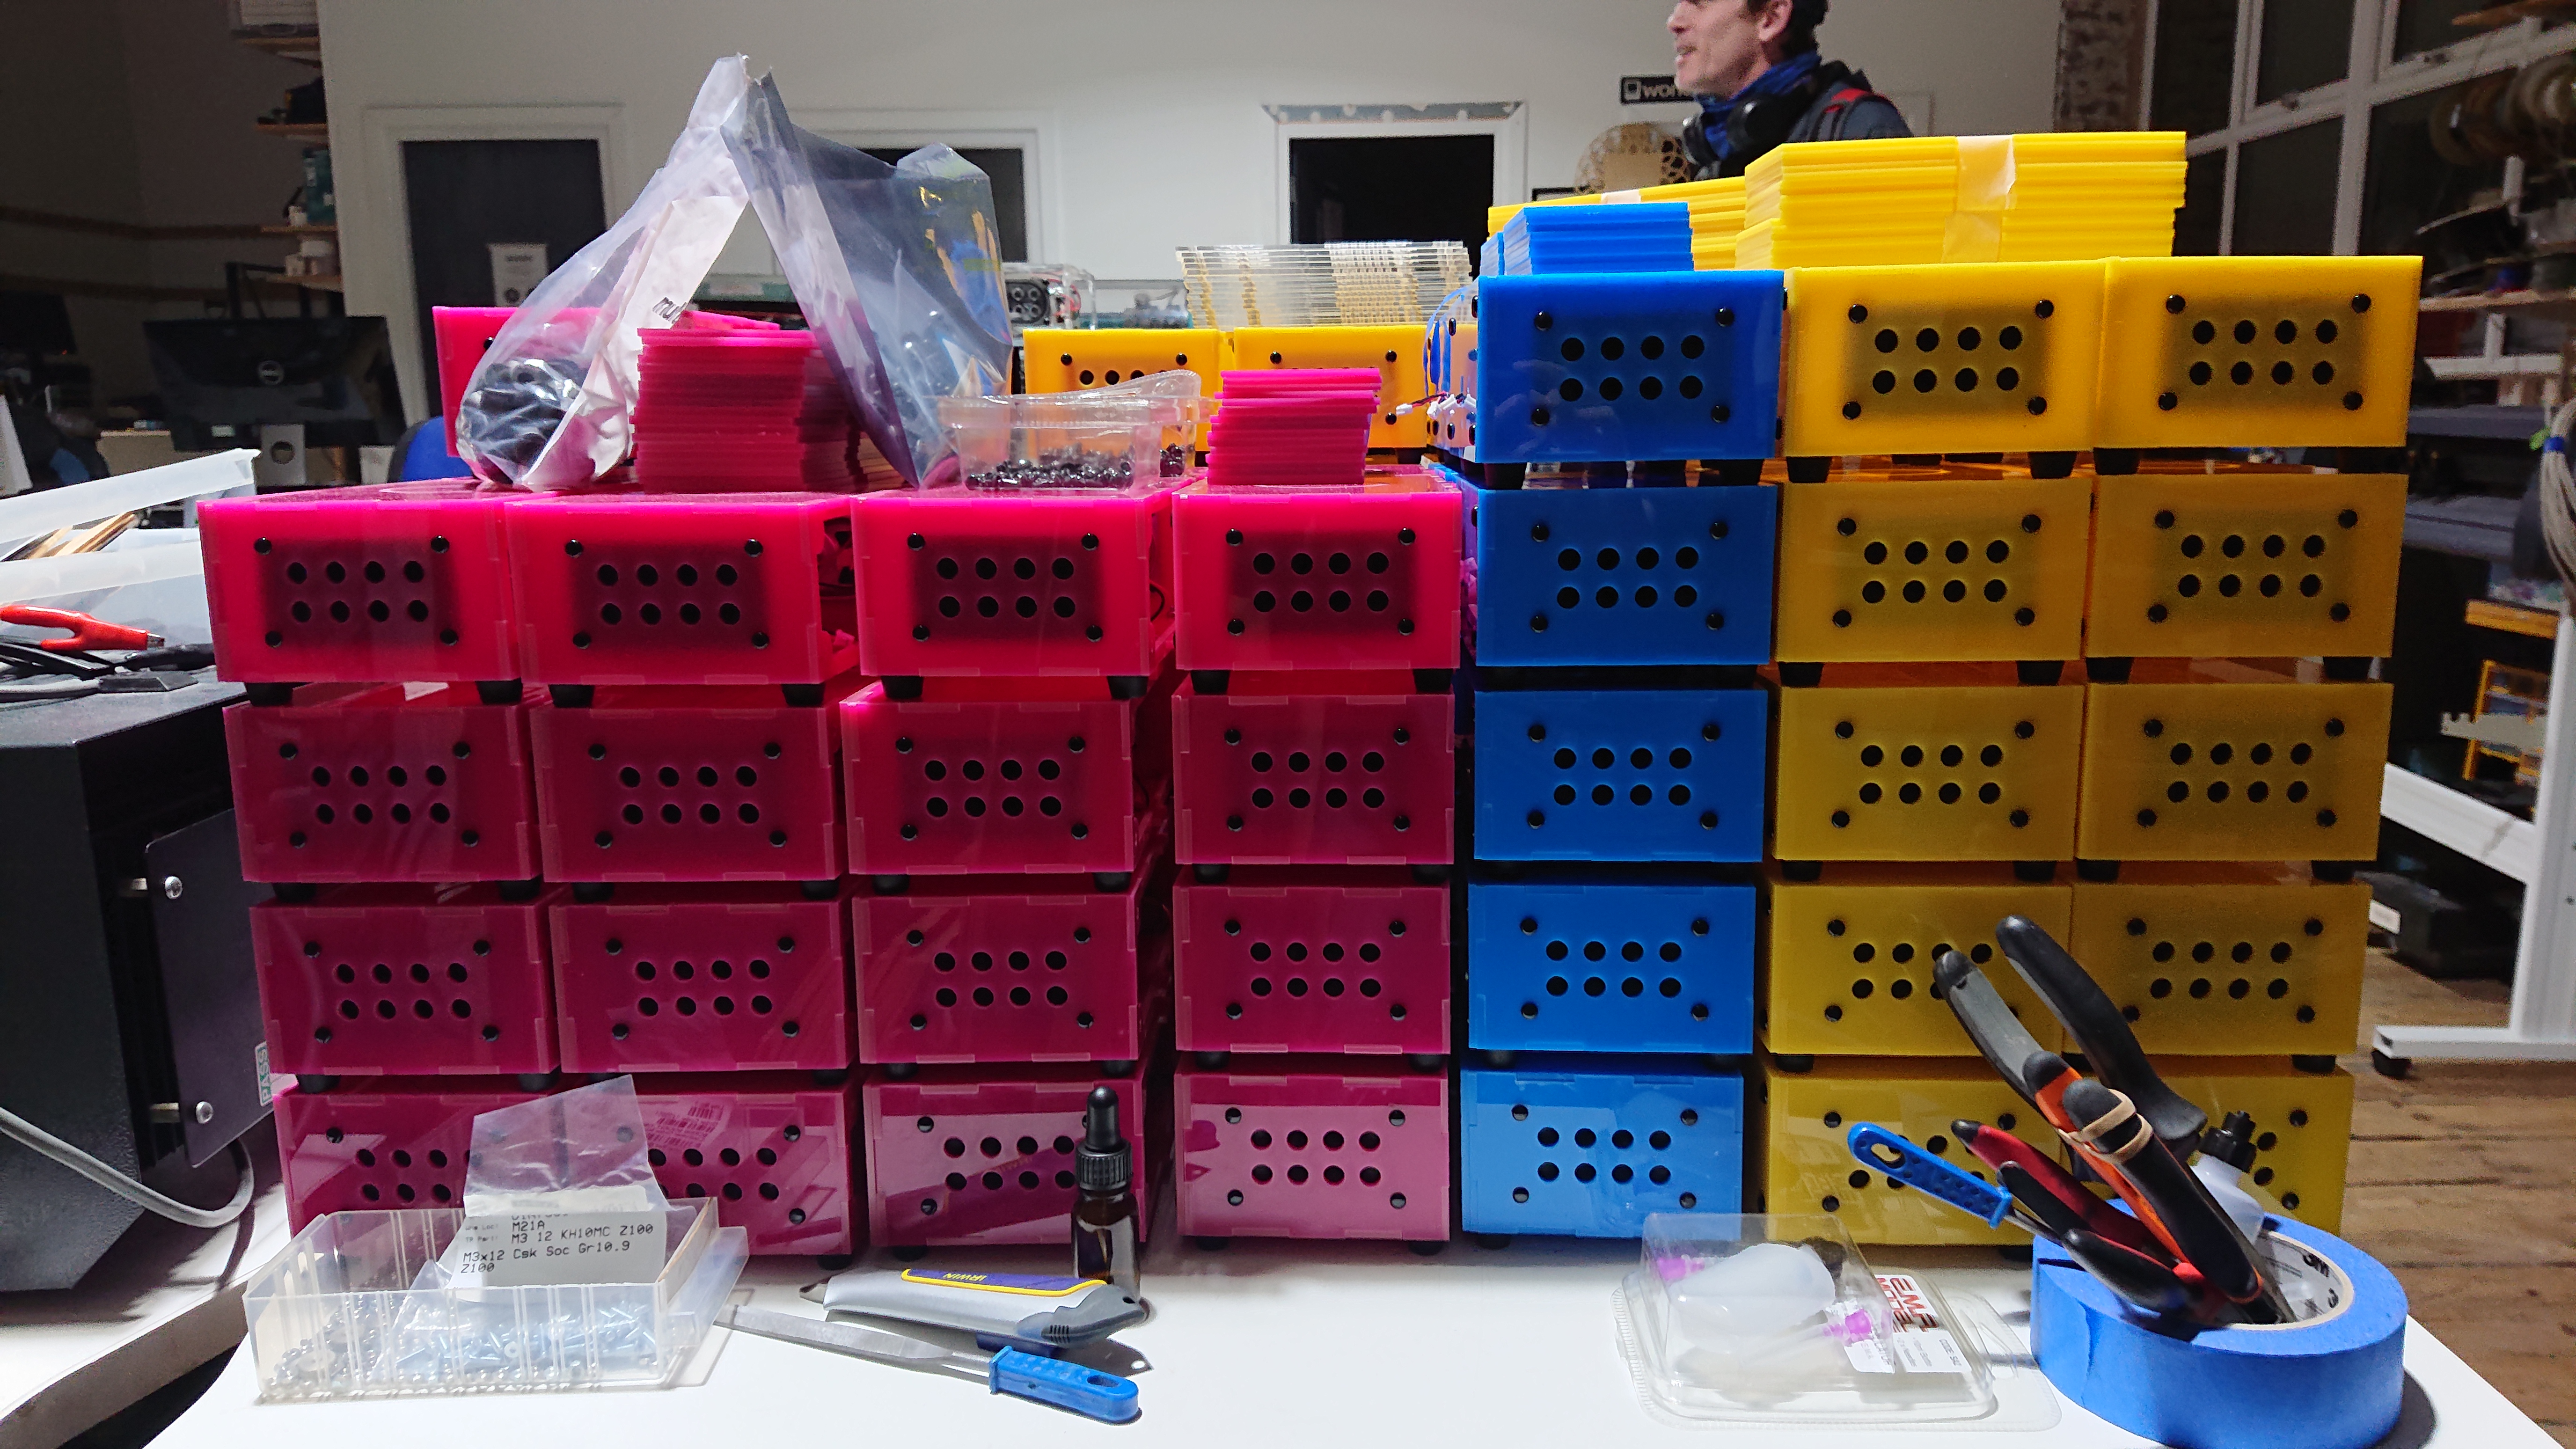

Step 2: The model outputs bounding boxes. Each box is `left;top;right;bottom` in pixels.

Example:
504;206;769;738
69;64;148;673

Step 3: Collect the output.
1459;1054;1746;1238
1469;481;1776;667
1467;874;1754;1054
1472;271;1783;465
1471;688;1767;862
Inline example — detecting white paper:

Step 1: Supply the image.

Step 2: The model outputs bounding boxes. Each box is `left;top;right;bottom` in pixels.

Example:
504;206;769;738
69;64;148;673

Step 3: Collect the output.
1845;1273;1973;1376
442;1199;666;1288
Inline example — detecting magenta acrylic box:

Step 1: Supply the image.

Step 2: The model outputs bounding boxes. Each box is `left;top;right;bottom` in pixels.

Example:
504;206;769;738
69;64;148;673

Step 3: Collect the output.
1171;469;1462;673
200;484;518;688
633;1073;862;1256
505;491;858;689
841;677;1166;880
852;872;1162;1067
1172;868;1449;1057
227;685;540;884
862;1061;1164;1248
551;883;854;1074
528;681;850;884
1174;1058;1451;1243
275;1079;535;1228
252;883;561;1080
1171;677;1454;866
853;481;1176;685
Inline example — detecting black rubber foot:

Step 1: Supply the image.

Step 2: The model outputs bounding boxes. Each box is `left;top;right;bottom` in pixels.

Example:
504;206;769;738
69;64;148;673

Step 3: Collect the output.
2291;1054;2338;1075
1092;871;1132;893
1483;861;1528;880
571;882;616;903
1778;661;1824;688
2093;448;2140;476
884;676;925;701
245;682;301;706
1193;1051;1232;1070
2012;860;2057;883
1891;454;1940;468
1771;1054;1815;1074
1632;460;1687;488
2312;860;2360;883
1409;864;1452;884
294;1074;339;1093
800;879;838;901
475;679;526;705
1190;669;1230;696
1478;1049;1519;1068
1406;1054;1446;1072
1405;1239;1448;1256
1193;1236;1231;1251
890;1245;929;1262
2086;656;2135;683
1708;459;1764;485
871;874;911;895
494;878;542;902
1779;860;1822;882
1473;1233;1514;1251
2076;859;2121;883
880;1061;919;1080
1786;456;1832;484
2017;659;2066;686
1485;463;1527;491
547;683;595;708
1098;1060;1136;1077
1192;863;1231;884
814;1254;854;1272
2370;1048;2410;1080
812;1068;851;1086
2323;656;2375;682
271;882;319;903
1413;668;1454;694
514;1071;561;1092
781;682;825;707
2028;451;2077;480
1106;675;1148;701
1395;448;1423;465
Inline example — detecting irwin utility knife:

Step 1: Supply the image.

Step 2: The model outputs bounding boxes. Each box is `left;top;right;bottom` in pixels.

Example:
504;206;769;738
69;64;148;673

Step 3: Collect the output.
721;1304;1141;1422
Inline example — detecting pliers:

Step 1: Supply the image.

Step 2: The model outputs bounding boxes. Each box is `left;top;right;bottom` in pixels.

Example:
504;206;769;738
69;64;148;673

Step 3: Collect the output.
0;605;163;652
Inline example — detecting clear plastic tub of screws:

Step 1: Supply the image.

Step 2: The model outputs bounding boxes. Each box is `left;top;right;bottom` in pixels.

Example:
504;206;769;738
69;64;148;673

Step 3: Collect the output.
935;372;1207;490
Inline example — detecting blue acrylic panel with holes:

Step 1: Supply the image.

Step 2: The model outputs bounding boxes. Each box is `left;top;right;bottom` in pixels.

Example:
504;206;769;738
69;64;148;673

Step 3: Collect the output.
1470;482;1776;666
1466;877;1754;1053
1471;689;1767;862
1472;272;1783;465
1459;1054;1745;1237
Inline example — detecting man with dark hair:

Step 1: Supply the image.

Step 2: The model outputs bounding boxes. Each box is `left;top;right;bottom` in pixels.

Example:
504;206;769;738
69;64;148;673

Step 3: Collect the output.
1671;0;1911;179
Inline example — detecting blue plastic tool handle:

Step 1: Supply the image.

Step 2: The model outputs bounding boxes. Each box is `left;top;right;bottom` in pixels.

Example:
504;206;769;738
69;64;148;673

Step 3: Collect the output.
988;1346;1141;1423
1846;1122;2010;1227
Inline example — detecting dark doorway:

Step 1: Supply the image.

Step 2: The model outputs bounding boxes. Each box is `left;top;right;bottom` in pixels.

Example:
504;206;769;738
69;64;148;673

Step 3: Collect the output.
401;139;607;390
1290;134;1496;254
862;147;1029;261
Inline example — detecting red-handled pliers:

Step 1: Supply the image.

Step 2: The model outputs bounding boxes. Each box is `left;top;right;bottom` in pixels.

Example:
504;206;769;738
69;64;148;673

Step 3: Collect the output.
0;605;164;652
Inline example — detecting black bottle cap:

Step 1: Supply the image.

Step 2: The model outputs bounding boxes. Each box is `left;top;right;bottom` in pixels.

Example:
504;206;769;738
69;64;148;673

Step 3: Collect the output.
2200;1110;2258;1172
1077;1084;1130;1194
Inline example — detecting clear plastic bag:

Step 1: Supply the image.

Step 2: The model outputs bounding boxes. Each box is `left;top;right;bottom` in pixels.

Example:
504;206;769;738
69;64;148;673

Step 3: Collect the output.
725;73;1013;486
456;1077;671;1217
453;57;751;489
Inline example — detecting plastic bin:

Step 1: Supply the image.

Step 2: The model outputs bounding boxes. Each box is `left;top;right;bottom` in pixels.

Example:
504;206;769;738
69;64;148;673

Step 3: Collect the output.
1466;874;1755;1054
1761;864;2067;1057
1172;679;1453;866
1459;1054;1745;1237
1472;688;1767;863
2085;471;2403;662
851;872;1161;1067
1771;681;2083;864
861;1059;1163;1248
1172;867;1450;1055
1773;476;2091;666
2065;865;2369;1057
2074;680;2389;863
1473;271;1784;465
1468;480;1777;668
1171;470;1462;674
632;1073;863;1255
252;884;561;1079
550;883;855;1074
1172;1057;1450;1243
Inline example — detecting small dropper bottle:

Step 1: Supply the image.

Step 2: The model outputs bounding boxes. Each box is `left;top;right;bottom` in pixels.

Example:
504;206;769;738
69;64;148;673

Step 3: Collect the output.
1072;1085;1139;1296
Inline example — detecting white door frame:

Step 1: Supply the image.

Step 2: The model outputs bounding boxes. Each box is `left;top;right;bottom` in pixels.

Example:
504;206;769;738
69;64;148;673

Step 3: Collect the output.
796;107;1060;263
1269;105;1530;245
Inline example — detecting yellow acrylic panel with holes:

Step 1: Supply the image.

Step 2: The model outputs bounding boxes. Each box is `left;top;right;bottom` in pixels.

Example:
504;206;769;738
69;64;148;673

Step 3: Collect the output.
2153;1057;2353;1232
1782;263;2105;458
1757;1055;2051;1244
1763;864;2070;1056
1773;684;2085;862
2075;681;2391;861
1226;325;1432;450
2086;473;2403;660
1775;477;2093;664
2094;256;2421;450
1023;328;1225;398
2067;865;2368;1057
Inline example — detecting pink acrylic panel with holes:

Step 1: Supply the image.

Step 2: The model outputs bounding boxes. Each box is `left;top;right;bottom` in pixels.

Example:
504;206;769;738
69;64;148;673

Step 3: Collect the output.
633;1073;860;1255
529;682;849;883
431;306;517;455
1172;869;1449;1055
863;1061;1164;1247
227;686;540;883
551;883;854;1073
854;483;1176;679
275;1079;535;1228
1171;471;1461;672
841;679;1166;877
852;872;1158;1065
1171;680;1454;865
253;884;561;1078
506;491;858;686
1174;1059;1451;1241
200;484;517;685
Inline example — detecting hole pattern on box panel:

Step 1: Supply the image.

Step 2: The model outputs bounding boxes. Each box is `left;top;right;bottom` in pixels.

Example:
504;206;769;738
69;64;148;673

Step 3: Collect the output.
318;944;498;1036
915;927;1096;1026
1837;520;2043;628
1528;540;1715;631
1222;915;1412;1025
2125;913;2325;1019
912;1112;1088;1212
587;747;794;852
291;1107;483;1210
282;747;471;849
645;1111;826;1219
1478;691;1766;861
562;542;783;655
905;739;1086;836
1816;929;1998;1022
2155;295;2373;415
1211;1108;1414;1200
1537;327;1720;417
261;543;460;650
2128;715;2345;832
1506;1102;1701;1202
2140;506;2360;627
1221;531;1419;639
1840;301;2060;422
1230;738;1404;827
620;949;791;1031
1841;729;2032;824
908;533;1109;644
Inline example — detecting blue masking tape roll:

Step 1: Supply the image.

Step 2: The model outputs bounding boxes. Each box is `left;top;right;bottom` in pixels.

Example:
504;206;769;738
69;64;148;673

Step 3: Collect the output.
2032;1215;2407;1449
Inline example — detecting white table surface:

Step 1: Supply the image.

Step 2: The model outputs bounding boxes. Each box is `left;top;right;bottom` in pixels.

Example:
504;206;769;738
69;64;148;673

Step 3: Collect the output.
152;1226;2557;1449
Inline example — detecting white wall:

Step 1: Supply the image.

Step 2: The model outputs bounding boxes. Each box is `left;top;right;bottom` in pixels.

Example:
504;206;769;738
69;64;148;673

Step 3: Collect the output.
317;0;2065;414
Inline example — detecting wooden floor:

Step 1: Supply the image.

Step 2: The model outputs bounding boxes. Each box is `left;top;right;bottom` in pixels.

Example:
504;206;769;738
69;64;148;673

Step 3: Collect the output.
2342;951;2576;1446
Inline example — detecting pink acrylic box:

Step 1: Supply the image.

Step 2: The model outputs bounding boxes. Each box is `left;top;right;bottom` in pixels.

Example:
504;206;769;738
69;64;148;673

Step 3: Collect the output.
199;483;518;689
1173;1057;1451;1244
431;305;518;456
1171;468;1461;674
634;1073;862;1256
840;676;1167;881
853;480;1176;689
862;1060;1164;1248
551;882;855;1074
505;491;858;691
1171;676;1454;867
1172;868;1450;1057
528;680;852;884
275;1078;535;1228
252;883;562;1080
852;871;1164;1067
226;685;540;884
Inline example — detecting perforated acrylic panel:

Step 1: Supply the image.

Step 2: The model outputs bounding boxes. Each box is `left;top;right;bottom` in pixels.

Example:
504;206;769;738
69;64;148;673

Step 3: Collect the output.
1173;1061;1450;1241
1779;262;2104;457
2065;869;2368;1057
252;885;560;1078
863;1063;1159;1247
1227;325;1434;450
226;688;540;883
851;874;1151;1066
842;685;1150;876
1023;327;1224;398
1472;689;1768;862
1172;684;1452;866
1774;477;2091;664
275;1081;534;1227
2085;473;2403;659
1758;1056;2049;1245
2152;1058;2353;1232
551;885;853;1074
1465;878;1755;1054
1762;865;2068;1056
1171;474;1461;672
2075;682;2390;861
1472;271;1783;464
1771;685;2083;862
1459;1057;1745;1237
855;484;1175;679
1469;482;1778;667
1173;870;1449;1055
2095;256;2421;449
634;1075;860;1255
506;493;858;686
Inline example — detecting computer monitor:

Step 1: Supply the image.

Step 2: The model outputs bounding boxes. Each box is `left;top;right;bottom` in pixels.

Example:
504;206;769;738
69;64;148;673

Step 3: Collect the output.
143;317;407;450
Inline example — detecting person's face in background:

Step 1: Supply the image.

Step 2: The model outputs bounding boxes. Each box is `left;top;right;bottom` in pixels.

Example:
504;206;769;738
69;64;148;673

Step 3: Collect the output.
1669;0;1791;98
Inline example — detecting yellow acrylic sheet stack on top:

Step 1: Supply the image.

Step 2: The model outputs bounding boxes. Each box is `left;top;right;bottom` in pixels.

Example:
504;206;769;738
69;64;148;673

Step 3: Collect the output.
1487;176;1745;271
1736;136;1964;270
1942;132;2188;264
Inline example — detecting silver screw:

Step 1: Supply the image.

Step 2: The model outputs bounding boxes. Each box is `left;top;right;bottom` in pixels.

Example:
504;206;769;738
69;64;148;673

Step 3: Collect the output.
161;876;184;900
193;1101;214;1124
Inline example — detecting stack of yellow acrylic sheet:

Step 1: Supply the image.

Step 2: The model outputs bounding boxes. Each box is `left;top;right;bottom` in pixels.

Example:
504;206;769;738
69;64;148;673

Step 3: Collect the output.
1737;137;1962;270
1628;177;1746;269
1945;132;2186;263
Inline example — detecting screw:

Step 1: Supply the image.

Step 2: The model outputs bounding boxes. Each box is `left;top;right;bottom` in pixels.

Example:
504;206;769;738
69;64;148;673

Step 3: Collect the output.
161;876;184;900
193;1101;215;1124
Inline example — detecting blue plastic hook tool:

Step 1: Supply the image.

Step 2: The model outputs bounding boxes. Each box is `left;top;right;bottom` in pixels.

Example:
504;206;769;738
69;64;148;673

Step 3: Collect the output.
1846;1122;2012;1228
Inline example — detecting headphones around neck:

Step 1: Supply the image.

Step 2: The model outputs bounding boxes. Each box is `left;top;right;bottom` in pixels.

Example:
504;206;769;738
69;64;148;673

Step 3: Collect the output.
1681;59;1852;177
